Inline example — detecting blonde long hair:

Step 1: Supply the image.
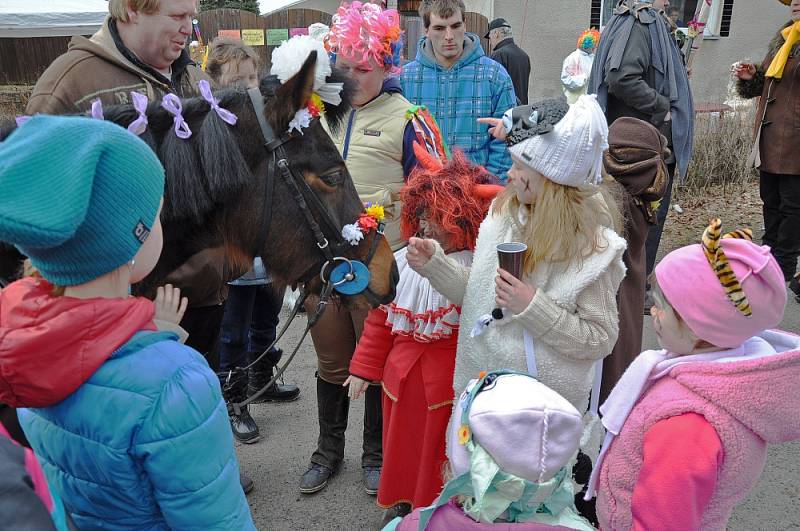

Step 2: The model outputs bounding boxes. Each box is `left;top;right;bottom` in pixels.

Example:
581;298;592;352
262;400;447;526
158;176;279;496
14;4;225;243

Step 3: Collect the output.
493;179;622;275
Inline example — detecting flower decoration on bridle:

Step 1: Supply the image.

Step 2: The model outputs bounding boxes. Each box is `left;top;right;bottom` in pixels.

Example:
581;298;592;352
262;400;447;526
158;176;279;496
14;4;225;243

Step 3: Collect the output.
341;203;386;246
270;35;344;134
326;1;404;75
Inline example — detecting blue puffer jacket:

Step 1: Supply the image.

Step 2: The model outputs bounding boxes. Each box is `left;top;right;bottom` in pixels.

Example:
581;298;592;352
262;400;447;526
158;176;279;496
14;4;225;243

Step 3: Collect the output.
20;331;254;530
3;281;254;530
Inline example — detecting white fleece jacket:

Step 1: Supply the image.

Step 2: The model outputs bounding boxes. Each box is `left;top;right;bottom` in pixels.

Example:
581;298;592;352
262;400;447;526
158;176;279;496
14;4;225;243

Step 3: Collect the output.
419;201;627;414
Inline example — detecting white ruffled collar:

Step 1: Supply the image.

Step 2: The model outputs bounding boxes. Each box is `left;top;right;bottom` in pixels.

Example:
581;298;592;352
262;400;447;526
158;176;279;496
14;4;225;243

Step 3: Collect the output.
382;247;473;342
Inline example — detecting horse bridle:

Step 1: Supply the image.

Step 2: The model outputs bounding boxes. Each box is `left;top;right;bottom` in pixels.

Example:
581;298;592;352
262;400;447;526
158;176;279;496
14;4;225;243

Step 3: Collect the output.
227;87;387;410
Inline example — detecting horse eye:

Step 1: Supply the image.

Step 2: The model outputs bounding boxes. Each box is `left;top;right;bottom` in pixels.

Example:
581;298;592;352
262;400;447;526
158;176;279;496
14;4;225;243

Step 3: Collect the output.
320;171;344;186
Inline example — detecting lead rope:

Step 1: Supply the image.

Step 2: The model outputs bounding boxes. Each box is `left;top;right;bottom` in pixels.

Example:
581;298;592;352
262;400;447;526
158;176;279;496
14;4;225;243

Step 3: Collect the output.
231;280;336;413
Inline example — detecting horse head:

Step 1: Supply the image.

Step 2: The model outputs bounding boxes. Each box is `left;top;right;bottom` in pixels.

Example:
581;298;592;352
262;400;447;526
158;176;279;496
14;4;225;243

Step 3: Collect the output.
127;51;397;309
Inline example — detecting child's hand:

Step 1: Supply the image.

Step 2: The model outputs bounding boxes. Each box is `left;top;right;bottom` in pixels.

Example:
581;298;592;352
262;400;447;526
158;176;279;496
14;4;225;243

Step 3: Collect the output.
154;284;188;325
407;237;435;270
477;117;507;141
343;375;371;400
495;268;536;314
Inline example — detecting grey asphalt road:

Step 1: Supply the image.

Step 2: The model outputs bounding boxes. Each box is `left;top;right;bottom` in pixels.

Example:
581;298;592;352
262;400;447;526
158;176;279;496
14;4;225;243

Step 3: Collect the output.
235;295;800;530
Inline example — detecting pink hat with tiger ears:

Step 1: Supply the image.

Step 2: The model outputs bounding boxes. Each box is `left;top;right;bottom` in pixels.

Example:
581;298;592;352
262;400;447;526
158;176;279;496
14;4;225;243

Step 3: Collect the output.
655;219;786;349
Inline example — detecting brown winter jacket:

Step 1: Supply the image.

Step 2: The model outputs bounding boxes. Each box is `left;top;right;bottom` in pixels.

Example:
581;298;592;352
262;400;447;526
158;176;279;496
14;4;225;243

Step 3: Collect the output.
27;17;209;114
737;21;800;176
26;17;227;309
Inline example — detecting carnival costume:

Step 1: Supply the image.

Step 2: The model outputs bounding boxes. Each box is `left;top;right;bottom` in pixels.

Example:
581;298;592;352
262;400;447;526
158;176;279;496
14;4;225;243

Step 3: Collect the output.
587;220;800;531
561;29;599;104
386;371;594;530
417;96;625;429
350;151;499;518
288;2;446;496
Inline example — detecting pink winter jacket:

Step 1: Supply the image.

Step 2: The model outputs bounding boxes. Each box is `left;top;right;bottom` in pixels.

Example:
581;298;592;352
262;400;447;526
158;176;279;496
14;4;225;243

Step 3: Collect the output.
596;330;800;531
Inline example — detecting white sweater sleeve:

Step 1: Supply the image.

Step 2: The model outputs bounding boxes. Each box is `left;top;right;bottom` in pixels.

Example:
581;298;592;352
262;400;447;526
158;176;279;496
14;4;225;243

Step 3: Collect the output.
417;240;471;305
512;266;621;362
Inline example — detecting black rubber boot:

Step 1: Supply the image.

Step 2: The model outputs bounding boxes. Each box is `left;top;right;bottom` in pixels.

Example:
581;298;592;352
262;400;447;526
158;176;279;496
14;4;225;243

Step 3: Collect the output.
247;348;300;403
300;377;348;494
362;384;383;495
219;369;261;444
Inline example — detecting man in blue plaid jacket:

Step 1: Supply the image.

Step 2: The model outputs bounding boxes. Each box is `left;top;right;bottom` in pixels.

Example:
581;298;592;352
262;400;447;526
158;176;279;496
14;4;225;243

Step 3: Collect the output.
401;0;517;182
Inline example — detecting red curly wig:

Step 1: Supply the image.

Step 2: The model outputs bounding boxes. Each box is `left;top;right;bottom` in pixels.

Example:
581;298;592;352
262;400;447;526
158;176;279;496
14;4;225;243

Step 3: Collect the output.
400;150;499;251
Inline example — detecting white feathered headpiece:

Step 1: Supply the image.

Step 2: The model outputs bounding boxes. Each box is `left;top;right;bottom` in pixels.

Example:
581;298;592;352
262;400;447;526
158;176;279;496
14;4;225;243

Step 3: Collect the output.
270;35;342;106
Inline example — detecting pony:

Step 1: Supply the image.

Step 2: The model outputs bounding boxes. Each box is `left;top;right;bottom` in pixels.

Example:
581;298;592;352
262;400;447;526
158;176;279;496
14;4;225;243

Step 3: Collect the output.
0;51;398;309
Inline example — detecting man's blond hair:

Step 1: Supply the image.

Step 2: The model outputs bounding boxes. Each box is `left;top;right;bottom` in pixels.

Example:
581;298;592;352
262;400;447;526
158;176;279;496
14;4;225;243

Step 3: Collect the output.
108;0;161;22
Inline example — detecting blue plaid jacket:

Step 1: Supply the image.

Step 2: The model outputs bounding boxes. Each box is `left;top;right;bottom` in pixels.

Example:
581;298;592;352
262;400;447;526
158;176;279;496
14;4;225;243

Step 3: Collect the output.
401;33;516;181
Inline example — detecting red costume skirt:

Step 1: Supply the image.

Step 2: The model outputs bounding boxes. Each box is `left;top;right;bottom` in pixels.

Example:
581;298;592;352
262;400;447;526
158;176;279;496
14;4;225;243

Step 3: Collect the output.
378;361;454;509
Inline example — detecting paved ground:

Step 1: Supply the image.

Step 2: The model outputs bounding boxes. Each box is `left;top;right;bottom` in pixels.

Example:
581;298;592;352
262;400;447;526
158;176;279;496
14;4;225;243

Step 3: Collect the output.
236;295;800;530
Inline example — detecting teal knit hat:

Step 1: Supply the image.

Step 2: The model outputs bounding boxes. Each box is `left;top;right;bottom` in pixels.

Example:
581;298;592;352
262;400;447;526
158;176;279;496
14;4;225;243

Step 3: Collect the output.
0;115;165;286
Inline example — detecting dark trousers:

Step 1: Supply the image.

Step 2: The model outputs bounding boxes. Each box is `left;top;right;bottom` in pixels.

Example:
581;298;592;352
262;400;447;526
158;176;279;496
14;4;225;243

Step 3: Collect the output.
181;305;225;371
645;162;677;277
218;284;282;372
760;171;800;280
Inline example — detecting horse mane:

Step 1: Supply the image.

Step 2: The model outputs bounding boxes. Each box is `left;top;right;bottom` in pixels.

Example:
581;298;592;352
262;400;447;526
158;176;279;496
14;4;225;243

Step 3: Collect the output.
103;87;253;223
0;69;354;225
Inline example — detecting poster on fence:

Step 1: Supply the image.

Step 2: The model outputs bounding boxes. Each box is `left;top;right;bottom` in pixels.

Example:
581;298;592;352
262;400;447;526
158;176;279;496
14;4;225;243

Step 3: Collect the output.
290;27;309;37
242;29;265;46
266;28;289;45
218;29;241;39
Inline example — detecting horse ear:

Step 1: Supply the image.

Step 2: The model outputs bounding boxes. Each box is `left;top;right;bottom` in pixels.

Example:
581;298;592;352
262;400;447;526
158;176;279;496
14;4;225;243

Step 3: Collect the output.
274;51;317;122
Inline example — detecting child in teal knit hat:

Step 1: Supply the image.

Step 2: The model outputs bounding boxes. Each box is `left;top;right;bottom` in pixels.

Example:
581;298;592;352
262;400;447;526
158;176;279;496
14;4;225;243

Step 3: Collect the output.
0;115;255;529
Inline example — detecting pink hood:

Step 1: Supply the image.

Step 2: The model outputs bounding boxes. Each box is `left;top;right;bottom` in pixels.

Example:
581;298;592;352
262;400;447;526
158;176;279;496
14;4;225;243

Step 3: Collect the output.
665;329;800;444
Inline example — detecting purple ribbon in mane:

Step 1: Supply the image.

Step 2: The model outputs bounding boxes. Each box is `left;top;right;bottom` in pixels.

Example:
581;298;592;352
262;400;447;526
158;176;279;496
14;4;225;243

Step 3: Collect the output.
128;92;149;136
161;93;192;139
91;99;104;120
198;80;237;126
14;116;30;127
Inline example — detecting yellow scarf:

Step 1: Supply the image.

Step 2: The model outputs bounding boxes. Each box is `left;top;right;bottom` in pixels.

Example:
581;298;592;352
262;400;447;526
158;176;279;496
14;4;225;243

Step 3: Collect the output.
766;20;800;79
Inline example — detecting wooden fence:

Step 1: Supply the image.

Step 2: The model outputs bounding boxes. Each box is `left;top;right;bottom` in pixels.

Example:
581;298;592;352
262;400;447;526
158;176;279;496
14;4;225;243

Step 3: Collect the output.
0;36;75;85
0;8;489;86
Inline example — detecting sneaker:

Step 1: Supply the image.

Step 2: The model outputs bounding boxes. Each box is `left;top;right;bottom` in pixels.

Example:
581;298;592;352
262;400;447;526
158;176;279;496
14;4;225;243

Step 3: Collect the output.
240;472;255;495
362;466;381;495
299;463;335;494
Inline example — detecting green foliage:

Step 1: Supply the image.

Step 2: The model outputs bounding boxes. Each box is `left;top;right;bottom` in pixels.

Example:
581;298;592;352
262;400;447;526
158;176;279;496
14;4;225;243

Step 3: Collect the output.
199;0;260;15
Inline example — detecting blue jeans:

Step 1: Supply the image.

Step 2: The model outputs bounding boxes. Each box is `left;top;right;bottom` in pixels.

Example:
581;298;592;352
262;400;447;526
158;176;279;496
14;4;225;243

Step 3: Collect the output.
218;284;282;372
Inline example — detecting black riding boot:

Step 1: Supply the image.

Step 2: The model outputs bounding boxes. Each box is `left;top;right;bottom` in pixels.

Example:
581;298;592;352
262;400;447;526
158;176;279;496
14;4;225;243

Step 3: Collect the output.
247;347;301;403
300;377;349;494
362;384;383;495
218;369;261;444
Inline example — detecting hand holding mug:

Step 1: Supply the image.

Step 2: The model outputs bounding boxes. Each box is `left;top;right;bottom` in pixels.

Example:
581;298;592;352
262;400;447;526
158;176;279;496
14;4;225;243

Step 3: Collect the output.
495;268;536;315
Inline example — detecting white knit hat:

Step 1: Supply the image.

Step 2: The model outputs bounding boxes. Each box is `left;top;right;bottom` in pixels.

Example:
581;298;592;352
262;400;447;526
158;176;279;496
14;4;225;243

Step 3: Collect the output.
507;94;609;187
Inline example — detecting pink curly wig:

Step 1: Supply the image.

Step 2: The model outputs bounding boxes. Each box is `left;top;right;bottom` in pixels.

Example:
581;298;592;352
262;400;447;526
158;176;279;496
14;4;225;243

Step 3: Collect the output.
327;1;404;73
400;150;499;252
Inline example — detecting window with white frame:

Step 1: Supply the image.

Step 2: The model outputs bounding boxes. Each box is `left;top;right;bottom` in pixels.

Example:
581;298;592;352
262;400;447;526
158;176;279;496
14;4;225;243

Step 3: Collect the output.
591;0;734;38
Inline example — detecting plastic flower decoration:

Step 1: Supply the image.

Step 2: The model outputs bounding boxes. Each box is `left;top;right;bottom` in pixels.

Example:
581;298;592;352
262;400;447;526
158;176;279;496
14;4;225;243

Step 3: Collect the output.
341;203;386;246
458;424;471;446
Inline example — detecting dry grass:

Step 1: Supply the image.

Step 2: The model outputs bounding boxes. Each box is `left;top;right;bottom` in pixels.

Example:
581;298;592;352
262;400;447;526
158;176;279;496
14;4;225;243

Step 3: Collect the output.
0;86;32;122
678;106;759;195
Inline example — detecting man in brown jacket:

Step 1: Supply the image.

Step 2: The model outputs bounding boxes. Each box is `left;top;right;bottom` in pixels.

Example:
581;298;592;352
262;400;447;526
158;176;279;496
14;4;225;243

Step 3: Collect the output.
26;0;247;492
